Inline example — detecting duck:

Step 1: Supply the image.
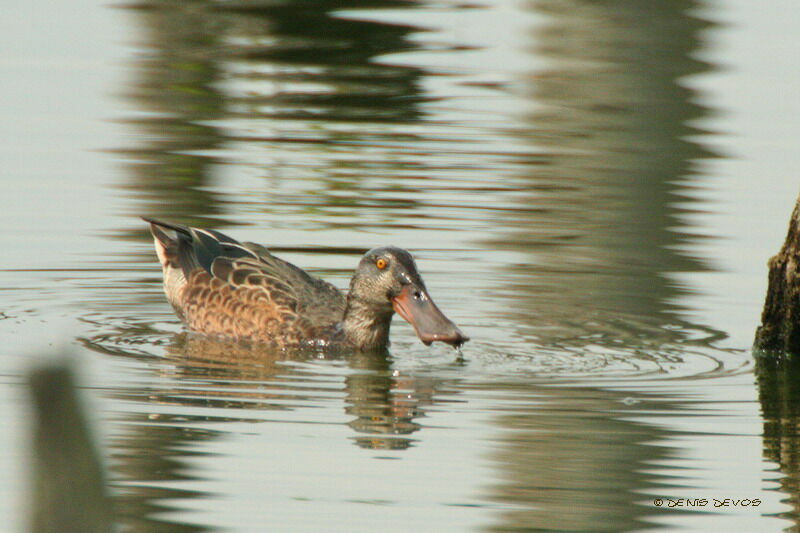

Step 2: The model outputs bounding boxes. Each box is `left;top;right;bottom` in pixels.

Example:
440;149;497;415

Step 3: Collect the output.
143;217;469;351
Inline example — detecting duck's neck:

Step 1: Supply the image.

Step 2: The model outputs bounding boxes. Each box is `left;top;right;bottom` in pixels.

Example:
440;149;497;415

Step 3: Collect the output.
341;296;393;351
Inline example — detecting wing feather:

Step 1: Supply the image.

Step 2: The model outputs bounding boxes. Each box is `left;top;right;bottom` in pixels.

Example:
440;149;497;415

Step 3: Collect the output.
145;217;346;344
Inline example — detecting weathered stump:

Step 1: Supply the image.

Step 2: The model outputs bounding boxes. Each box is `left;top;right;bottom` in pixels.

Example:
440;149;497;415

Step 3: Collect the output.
755;194;800;356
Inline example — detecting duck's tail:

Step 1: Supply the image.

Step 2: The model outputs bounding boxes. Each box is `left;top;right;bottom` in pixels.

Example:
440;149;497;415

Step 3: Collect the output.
141;217;192;272
142;217;200;311
142;216;257;277
142;216;190;239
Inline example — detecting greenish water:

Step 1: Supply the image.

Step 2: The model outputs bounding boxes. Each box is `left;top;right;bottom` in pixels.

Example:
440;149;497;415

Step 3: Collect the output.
2;0;800;530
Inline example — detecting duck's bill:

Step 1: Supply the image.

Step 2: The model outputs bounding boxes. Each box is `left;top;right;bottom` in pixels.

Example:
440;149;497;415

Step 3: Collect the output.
392;285;469;348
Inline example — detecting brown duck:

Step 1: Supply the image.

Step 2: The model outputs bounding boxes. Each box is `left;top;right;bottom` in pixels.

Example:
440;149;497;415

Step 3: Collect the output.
144;218;468;351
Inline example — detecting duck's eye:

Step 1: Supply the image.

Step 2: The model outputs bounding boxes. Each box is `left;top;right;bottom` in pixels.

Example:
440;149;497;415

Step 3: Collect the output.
376;258;388;270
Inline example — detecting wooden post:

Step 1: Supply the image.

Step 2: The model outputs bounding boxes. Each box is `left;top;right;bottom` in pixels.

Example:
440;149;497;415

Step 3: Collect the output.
755;194;800;356
28;361;112;533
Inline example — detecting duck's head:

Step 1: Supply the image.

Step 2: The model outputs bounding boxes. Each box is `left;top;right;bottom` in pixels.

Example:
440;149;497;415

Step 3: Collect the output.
348;246;469;348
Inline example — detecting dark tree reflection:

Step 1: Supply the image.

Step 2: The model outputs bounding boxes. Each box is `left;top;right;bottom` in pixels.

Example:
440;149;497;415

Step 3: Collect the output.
485;384;673;532
493;0;722;352
120;0;428;240
483;1;721;530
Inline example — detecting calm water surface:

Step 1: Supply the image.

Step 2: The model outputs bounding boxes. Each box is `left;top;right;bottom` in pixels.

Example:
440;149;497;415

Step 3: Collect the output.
3;0;800;531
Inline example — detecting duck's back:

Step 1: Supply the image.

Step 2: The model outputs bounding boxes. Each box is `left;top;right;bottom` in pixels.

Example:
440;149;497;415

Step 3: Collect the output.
145;218;345;345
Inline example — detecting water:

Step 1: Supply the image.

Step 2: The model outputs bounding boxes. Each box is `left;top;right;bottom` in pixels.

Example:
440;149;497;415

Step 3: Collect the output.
2;0;800;530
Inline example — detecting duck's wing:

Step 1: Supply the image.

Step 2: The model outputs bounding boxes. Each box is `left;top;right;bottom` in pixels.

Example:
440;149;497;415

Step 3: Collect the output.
236;241;346;322
144;218;346;339
143;216;258;275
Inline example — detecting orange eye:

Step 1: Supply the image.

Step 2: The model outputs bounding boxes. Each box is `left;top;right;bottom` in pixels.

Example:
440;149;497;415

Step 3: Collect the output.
376;258;388;270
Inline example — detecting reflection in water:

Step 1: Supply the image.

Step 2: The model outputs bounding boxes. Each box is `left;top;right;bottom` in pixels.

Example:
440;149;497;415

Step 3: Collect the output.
496;0;722;354
485;384;672;532
220;1;424;123
121;1;228;228
346;352;447;450
87;331;449;527
123;0;427;234
484;1;722;531
757;356;800;527
211;1;429;228
160;337;447;452
111;417;212;533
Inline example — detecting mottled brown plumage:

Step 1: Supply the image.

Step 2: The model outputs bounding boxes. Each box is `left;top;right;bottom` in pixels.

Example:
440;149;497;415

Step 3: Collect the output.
144;217;468;351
